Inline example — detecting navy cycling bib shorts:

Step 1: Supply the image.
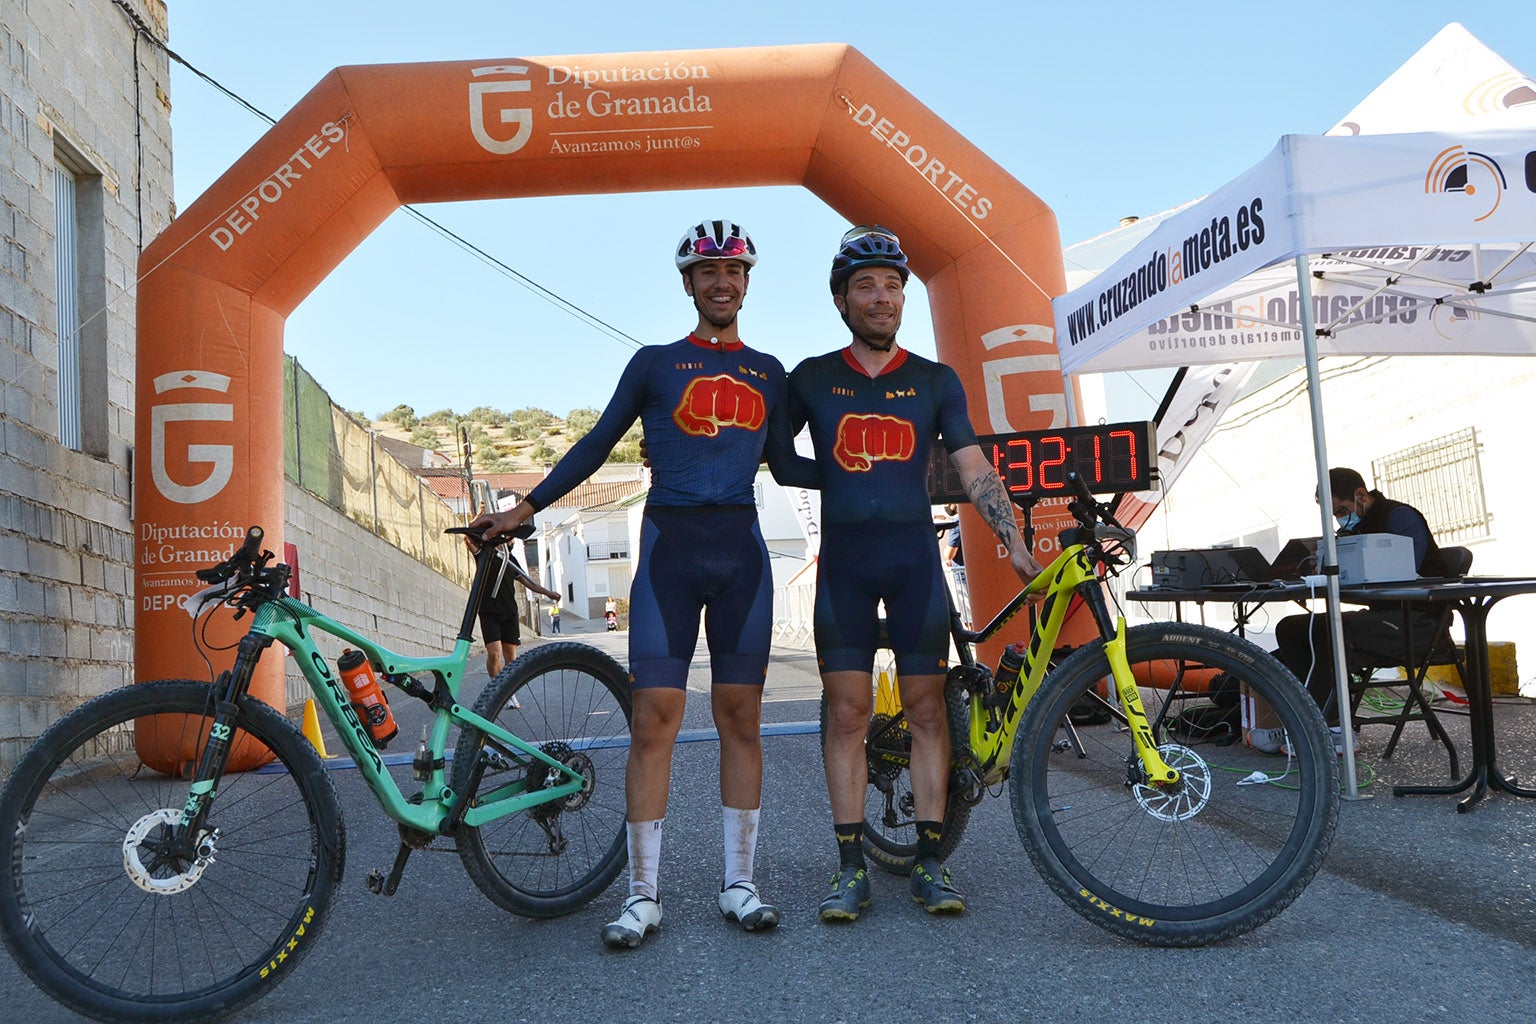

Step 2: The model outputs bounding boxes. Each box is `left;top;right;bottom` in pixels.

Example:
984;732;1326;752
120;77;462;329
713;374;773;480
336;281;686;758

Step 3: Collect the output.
814;521;951;678
627;505;774;689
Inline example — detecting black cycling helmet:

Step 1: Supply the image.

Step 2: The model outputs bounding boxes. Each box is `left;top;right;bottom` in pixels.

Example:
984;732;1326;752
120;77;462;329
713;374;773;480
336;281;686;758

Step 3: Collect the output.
829;225;909;294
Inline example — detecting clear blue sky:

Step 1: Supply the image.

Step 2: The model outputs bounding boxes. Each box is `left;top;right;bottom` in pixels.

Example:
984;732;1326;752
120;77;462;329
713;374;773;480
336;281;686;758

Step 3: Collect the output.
163;2;1536;420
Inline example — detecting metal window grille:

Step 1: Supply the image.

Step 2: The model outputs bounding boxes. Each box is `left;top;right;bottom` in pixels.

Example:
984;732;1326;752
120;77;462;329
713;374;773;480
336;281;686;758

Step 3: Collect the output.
1371;427;1491;543
54;162;81;450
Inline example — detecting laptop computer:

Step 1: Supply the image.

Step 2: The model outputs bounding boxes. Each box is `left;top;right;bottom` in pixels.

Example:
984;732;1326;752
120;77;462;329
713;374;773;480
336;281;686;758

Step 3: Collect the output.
1266;537;1322;581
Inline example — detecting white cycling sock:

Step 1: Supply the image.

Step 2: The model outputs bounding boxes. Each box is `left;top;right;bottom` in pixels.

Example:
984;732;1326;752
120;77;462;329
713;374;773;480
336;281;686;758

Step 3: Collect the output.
722;805;759;888
627;818;663;900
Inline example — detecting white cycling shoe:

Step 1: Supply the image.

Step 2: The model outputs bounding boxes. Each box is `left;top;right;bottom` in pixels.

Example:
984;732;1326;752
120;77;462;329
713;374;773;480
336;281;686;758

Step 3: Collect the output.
718;880;780;931
1247;727;1286;755
600;894;662;949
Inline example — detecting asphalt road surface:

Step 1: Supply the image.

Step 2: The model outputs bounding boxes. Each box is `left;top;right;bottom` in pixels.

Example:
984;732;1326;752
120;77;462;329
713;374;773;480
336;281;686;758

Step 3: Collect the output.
5;623;1536;1023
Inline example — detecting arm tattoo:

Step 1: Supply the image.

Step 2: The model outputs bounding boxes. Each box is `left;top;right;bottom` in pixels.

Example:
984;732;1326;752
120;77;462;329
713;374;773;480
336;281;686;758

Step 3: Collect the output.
965;471;1022;549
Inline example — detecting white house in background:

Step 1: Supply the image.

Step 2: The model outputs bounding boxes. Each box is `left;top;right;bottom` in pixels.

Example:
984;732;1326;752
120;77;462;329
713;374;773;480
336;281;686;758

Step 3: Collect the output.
531;474;646;619
525;461;817;629
618;468;815;590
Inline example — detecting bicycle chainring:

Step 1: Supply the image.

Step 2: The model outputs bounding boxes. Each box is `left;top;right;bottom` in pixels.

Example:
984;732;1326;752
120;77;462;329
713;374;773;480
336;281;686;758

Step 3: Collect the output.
397;792;437;850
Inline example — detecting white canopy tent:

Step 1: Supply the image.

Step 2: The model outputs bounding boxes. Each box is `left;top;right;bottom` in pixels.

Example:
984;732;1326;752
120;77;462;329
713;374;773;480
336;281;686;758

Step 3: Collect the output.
1052;127;1536;794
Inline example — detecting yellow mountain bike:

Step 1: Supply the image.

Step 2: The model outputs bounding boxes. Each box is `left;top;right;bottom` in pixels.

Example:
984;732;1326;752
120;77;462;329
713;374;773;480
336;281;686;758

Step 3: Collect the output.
823;474;1340;945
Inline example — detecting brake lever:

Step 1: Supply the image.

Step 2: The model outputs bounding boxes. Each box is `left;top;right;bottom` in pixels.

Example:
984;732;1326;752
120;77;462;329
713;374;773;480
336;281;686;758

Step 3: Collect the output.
190;578;238;608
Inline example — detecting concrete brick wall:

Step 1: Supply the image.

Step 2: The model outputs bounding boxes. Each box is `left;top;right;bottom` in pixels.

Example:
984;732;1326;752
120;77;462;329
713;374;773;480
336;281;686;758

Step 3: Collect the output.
0;3;479;778
0;1;172;775
281;488;474;711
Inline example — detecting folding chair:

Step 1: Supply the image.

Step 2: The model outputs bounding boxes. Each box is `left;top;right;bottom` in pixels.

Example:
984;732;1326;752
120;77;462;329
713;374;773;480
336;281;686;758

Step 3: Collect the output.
1347;546;1472;776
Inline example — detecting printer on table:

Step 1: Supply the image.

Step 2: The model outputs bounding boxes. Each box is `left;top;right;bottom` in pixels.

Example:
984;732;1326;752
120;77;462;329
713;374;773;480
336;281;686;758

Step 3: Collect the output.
1334;533;1417;584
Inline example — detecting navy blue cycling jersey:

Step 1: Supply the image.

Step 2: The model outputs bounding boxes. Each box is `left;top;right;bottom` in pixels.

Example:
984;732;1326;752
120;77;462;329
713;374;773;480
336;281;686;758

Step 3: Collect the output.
788;346;978;525
527;335;811;511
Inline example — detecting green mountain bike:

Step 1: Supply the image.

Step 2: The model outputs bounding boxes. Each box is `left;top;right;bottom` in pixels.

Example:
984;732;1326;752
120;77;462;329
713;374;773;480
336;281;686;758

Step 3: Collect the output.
0;525;631;1023
824;473;1340;945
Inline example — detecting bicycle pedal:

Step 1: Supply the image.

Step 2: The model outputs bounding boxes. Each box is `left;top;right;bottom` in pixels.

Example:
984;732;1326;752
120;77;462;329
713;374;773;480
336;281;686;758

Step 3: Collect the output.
371;841;413;896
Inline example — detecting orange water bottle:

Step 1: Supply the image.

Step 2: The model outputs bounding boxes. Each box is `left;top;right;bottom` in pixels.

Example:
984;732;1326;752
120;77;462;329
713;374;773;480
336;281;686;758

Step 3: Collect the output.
337;648;397;748
993;642;1028;694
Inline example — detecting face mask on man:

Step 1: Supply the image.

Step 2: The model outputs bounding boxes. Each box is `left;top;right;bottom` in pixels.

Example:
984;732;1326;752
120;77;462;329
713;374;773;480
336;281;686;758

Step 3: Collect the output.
1335;494;1363;533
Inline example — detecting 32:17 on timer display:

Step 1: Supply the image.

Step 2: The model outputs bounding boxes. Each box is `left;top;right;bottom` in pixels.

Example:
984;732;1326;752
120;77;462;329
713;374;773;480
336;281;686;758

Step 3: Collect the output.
926;420;1158;504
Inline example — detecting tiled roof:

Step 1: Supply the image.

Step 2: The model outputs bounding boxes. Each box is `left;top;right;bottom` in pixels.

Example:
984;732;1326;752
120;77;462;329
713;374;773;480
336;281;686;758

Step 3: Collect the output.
543;479;645;512
480;471;546;494
421;475;470;500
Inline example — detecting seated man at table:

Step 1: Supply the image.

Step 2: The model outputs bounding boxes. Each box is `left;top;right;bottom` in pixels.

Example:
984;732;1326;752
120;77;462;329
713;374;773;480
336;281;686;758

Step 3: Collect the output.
1258;467;1448;752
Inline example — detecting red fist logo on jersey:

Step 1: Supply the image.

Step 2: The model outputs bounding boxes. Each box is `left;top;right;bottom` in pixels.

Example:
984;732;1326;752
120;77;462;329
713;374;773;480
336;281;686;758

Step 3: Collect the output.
673;374;767;437
833;413;916;472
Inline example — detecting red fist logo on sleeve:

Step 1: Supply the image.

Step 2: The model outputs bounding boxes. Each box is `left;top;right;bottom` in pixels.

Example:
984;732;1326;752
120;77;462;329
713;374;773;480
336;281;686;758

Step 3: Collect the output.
674;375;767;437
833;413;916;472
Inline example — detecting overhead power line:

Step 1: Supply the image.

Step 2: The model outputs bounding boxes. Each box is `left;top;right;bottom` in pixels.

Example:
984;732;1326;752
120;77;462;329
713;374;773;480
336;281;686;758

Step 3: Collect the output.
129;9;642;351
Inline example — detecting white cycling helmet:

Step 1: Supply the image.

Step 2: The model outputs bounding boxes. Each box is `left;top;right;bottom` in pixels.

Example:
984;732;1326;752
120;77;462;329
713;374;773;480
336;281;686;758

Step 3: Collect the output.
675;220;758;272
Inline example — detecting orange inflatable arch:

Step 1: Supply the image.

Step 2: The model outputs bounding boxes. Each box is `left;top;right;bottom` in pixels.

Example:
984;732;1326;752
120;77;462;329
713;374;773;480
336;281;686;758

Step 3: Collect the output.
134;43;1075;749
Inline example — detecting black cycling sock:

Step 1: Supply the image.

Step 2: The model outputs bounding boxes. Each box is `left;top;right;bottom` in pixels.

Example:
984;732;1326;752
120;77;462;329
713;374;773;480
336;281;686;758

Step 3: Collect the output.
915;820;944;864
834;822;866;870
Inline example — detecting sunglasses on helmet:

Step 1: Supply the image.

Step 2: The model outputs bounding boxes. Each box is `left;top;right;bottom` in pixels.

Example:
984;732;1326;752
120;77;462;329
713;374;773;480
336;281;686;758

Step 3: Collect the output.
688;235;751;259
839;224;901;247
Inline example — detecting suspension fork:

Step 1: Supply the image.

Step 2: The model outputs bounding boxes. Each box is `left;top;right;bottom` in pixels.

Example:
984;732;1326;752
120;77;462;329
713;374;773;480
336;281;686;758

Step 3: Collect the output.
1079;582;1180;787
179;632;274;838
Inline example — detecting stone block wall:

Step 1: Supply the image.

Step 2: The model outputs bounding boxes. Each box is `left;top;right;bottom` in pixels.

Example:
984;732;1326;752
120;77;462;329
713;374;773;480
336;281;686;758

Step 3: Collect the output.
0;1;172;775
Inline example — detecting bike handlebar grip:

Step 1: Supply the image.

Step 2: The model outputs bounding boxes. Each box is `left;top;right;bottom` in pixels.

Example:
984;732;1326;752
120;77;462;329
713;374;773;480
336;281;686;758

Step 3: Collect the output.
447;523;535;542
236;526;264;563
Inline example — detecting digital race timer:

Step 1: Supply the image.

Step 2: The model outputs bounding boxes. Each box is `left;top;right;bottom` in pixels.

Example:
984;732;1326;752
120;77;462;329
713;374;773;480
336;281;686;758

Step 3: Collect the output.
927;420;1158;503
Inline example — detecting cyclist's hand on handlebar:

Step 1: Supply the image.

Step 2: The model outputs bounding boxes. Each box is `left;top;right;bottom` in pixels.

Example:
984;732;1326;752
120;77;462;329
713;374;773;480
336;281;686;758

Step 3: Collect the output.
468;504;532;547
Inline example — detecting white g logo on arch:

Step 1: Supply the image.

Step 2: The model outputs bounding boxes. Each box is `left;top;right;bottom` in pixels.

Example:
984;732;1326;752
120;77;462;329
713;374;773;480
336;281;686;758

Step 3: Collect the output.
977;323;1065;432
469;65;533;154
150;370;234;505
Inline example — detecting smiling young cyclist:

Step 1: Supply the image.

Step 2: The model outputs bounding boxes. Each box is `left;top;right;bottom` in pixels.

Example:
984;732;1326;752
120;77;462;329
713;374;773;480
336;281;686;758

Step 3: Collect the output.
789;226;1041;920
471;220;814;948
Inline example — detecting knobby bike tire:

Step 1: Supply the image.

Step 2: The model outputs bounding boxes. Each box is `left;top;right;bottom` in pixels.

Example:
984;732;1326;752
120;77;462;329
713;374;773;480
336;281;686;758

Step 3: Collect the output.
453;642;632;918
1009;622;1338;946
0;680;344;1023
817;677;971;875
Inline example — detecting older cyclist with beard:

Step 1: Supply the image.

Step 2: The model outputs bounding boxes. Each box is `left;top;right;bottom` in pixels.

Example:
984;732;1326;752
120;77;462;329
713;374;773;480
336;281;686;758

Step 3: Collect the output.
472;221;814;949
788;226;1041;921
